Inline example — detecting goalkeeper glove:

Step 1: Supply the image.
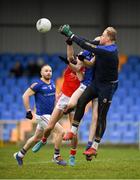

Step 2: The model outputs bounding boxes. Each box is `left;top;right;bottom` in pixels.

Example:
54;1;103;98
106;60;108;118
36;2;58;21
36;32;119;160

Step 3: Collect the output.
58;24;73;37
26;110;33;120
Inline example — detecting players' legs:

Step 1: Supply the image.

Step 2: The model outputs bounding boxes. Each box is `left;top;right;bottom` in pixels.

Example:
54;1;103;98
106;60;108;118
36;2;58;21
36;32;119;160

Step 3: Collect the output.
14;126;43;166
95;83;118;141
85;83;118;156
67;112;78;166
43;107;64;139
64;84;86;113
52;122;65;150
34;114;67;165
23;128;43;151
32;109;64;153
51;122;67;166
32;94;70;154
86;99;98;148
84;99;98;161
71;85;97;135
85;96;111;156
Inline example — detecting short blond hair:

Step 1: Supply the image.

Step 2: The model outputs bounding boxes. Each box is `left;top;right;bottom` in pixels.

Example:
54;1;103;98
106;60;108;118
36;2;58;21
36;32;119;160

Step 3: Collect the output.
105;27;117;42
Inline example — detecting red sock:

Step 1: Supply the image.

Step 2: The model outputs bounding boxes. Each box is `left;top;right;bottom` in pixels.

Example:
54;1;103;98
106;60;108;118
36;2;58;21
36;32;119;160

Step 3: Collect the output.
70;149;76;156
42;137;47;143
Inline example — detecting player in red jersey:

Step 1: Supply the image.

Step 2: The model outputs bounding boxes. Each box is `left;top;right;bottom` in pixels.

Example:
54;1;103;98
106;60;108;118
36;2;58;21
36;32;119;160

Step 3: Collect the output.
32;40;83;166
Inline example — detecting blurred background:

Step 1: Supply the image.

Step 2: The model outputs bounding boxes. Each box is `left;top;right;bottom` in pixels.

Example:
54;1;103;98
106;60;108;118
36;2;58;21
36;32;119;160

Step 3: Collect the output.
0;0;140;146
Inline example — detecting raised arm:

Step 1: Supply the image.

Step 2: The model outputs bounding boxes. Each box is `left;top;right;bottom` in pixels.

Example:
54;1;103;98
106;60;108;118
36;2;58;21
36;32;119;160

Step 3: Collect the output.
59;25;115;57
66;38;83;72
66;39;74;60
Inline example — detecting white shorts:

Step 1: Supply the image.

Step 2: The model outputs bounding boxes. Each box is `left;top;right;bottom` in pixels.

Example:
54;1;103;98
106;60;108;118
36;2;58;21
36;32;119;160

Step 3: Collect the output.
56;93;70;110
36;114;59;131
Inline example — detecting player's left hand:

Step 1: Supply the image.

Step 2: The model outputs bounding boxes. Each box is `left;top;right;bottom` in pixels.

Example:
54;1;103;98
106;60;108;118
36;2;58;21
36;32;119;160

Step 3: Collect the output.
26;111;33;120
58;24;73;37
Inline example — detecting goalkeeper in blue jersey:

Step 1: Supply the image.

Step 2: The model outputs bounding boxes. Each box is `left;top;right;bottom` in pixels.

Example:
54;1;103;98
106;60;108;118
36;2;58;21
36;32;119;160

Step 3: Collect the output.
59;25;118;157
14;65;67;166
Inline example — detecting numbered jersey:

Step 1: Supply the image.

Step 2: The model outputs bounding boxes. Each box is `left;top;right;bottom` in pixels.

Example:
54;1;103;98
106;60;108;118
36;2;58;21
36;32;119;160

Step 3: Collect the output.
30;79;55;115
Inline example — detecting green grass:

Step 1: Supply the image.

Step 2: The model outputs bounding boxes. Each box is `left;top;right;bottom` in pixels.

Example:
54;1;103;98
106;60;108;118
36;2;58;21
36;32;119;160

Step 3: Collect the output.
0;144;140;179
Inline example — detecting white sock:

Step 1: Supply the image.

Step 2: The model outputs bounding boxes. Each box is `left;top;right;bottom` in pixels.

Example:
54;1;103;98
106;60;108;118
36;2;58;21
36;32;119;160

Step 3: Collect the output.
71;126;78;135
18;151;24;158
92;141;99;150
54;154;60;159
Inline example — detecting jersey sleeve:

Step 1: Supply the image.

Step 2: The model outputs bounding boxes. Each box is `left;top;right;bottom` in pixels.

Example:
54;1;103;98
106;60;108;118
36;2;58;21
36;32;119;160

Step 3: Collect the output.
30;82;40;92
72;35;117;57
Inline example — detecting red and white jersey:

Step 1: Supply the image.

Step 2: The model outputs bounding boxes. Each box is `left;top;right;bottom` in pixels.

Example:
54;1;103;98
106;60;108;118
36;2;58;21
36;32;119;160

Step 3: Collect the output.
61;66;80;97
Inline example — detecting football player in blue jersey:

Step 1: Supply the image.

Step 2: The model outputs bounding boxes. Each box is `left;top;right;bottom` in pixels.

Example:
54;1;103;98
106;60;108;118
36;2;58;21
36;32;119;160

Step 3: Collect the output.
14;64;67;166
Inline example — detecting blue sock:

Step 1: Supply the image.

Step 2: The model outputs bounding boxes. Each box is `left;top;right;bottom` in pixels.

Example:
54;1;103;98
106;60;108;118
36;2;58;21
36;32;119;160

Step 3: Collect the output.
86;141;92;150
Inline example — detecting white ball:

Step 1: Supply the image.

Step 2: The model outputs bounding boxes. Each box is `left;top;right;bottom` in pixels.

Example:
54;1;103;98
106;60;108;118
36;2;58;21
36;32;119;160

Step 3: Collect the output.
36;18;52;33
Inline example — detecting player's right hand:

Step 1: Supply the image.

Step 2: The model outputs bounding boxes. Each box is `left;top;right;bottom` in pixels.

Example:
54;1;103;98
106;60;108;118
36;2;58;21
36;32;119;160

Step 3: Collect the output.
26;111;33;120
66;38;72;45
58;24;73;37
78;54;85;61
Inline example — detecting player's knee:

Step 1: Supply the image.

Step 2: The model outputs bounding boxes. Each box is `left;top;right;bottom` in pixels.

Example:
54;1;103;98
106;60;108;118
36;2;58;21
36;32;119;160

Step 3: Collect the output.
46;124;54;132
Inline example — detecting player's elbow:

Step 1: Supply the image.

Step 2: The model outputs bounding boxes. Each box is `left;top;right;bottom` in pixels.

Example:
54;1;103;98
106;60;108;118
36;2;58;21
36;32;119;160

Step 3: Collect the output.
22;93;29;102
22;93;26;100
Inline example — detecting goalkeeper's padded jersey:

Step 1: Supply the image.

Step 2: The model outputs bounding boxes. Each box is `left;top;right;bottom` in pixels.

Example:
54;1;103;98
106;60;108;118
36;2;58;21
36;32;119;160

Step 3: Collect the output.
61;66;80;97
30;79;55;116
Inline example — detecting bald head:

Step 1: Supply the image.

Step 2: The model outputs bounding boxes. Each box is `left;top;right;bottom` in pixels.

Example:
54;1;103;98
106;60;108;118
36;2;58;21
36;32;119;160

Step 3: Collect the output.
40;64;52;80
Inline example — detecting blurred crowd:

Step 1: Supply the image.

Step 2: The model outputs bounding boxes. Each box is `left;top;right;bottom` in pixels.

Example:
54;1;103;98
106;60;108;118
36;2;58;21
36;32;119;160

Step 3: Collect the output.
9;58;45;78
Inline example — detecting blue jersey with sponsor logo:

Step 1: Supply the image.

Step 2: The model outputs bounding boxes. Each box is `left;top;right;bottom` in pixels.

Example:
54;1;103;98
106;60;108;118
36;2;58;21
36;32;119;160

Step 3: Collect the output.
81;50;95;86
30;79;55;115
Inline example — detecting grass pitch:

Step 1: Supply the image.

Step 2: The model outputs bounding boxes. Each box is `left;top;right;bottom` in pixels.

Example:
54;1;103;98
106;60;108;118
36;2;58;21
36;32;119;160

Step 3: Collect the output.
0;144;140;179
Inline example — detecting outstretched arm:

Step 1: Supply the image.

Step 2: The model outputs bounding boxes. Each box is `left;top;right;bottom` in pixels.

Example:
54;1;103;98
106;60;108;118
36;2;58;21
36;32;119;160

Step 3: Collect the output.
71;35;112;56
59;25;113;56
